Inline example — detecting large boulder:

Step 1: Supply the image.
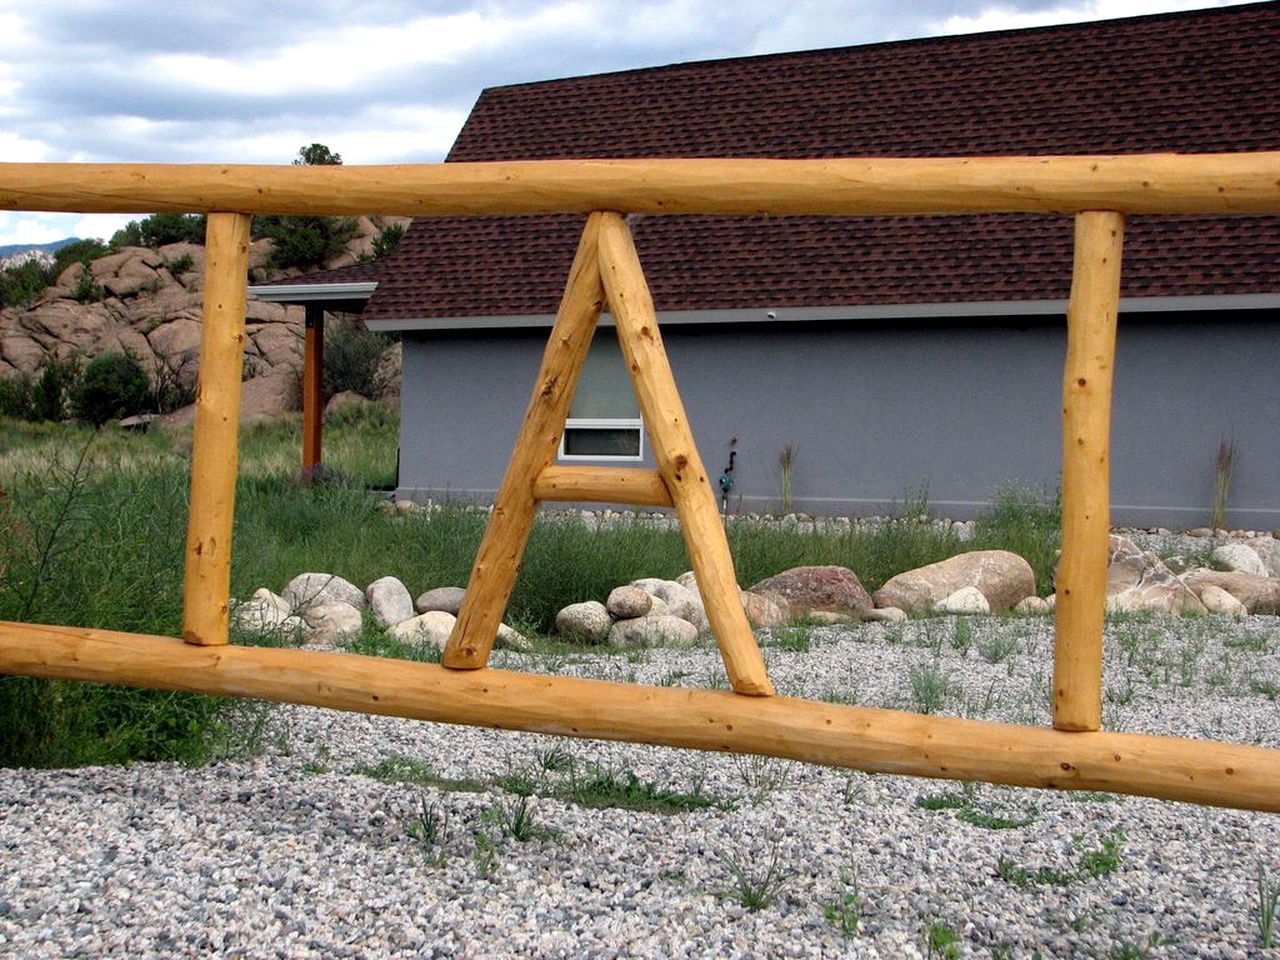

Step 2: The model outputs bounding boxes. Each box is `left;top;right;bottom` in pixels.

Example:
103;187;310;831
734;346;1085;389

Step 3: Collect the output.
1243;537;1280;578
606;585;652;620
934;586;990;615
1183;570;1280;615
1105;535;1206;615
739;589;790;628
555;601;612;644
749;565;873;617
366;576;415;628
415;586;467;615
303;602;364;645
1212;543;1269;578
873;550;1033;615
389;610;456;649
282;572;366;614
607;615;700;648
1198;584;1248;617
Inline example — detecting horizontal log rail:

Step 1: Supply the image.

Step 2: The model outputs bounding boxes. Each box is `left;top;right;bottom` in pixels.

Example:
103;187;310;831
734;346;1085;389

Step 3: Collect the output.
1;153;1279;218
532;466;674;506
2;622;1277;813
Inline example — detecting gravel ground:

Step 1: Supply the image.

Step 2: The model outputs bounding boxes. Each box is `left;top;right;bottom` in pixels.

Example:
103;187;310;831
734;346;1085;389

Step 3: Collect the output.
3;613;1279;959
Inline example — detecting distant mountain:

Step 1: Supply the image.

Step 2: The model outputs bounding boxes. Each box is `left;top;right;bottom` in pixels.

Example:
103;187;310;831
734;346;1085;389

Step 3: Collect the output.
0;238;80;259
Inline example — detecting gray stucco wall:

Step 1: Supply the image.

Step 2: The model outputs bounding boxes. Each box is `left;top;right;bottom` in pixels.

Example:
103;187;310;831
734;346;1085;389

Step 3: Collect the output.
397;311;1279;530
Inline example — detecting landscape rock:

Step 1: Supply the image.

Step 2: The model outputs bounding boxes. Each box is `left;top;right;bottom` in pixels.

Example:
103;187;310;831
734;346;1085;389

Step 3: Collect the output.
251;587;293;618
934;586;991;615
1105;535;1206;615
389;610;457;649
1183;570;1280;615
415;586;467;615
1212;543;1269;578
326;391;371;418
365;576;415;628
606;585;652;620
302;602;363;644
1198;584;1248;617
1013;595;1052;615
873;550;1034;615
629;578;706;629
495;622;532;652
1243;537;1280;577
232;597;296;634
282;572;366;614
607;615;700;648
555;601;612;644
749;565;873;617
739;589;790;628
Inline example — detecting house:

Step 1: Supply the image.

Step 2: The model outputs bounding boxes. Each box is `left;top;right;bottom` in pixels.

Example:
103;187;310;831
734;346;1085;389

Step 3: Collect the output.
254;2;1280;529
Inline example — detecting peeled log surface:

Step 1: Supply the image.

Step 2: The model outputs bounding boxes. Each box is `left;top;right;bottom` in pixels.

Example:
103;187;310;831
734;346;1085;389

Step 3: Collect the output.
1;154;1278;217
2;621;1279;814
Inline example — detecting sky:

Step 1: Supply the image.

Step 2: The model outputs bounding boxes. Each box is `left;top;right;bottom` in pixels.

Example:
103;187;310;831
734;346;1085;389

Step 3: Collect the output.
0;0;1259;246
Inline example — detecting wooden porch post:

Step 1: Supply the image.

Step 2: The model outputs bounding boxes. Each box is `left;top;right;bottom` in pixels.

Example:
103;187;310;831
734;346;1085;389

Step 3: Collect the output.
303;304;324;472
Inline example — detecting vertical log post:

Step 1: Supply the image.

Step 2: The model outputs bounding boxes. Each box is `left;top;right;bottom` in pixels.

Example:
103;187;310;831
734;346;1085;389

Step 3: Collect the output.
1054;211;1124;731
596;212;773;697
182;212;252;647
442;213;606;669
302;305;324;473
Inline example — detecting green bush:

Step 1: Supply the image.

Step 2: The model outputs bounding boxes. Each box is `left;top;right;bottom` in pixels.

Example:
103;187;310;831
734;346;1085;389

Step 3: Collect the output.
52;239;109;274
257;214;357;270
0;374;34;419
31;355;82;422
70;263;103;303
371;222;405;259
70;352;151;425
111;213;207;249
971;483;1061;595
0;258;57;309
323;315;393;400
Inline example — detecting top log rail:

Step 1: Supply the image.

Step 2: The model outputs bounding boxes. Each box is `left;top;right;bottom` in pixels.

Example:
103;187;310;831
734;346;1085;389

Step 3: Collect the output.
2;153;1280;218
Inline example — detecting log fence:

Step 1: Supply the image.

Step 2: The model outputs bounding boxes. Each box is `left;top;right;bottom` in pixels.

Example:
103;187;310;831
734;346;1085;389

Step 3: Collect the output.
1;153;1278;811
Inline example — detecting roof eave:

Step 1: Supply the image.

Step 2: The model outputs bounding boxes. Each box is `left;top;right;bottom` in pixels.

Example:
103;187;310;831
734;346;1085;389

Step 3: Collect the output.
365;293;1280;332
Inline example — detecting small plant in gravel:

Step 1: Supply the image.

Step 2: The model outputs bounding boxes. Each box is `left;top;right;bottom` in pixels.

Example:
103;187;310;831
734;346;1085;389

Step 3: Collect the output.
560;764;722;814
731;754;795;803
356;753;487;793
917;781;1038;830
907;659;955;715
978;632;1020;664
996;829;1125;887
408;797;450;866
537;744;575;773
1078;829;1125;879
824;867;864;936
1109;932;1167;959
923;919;962;959
484;795;556;843
1257;861;1280;948
765;625;812;652
718;844;788;911
472;830;499;878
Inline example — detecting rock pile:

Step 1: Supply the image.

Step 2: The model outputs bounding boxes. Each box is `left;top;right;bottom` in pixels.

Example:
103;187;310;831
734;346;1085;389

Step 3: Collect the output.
233;572;529;652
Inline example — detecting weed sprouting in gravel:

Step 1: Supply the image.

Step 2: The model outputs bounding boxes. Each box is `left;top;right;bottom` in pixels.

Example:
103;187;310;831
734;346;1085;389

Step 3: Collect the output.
824;867;864;936
718;844;788;911
1256;861;1280;948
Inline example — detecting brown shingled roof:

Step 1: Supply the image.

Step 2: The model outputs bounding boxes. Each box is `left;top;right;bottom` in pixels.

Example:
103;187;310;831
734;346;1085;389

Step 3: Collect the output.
364;2;1280;323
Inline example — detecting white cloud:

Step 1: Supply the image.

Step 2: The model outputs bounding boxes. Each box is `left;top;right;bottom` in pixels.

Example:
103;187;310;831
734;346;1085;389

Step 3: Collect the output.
934;0;1246;34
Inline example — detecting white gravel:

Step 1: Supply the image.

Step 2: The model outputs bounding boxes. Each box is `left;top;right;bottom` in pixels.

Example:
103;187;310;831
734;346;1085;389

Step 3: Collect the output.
3;613;1279;958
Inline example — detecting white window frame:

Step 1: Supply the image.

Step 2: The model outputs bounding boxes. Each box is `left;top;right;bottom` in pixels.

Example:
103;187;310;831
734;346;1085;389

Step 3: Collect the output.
558;418;645;462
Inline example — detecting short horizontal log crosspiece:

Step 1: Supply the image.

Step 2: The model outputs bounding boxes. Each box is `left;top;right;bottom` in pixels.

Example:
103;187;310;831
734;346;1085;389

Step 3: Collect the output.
0;155;1278;813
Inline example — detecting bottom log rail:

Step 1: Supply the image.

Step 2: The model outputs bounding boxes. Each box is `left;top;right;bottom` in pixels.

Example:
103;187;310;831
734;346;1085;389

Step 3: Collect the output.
3;620;1278;813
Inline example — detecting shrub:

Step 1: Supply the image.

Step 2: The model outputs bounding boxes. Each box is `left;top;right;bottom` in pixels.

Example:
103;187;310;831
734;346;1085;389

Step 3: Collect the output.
167;253;195;275
31;355;82;422
0;374;34;419
111;213;207;249
972;483;1061;595
151;349;199;413
0;258;57;309
70;263;103;303
70;352;151;425
371;222;405;259
52;239;110;275
323;315;392;400
258;214;357;270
